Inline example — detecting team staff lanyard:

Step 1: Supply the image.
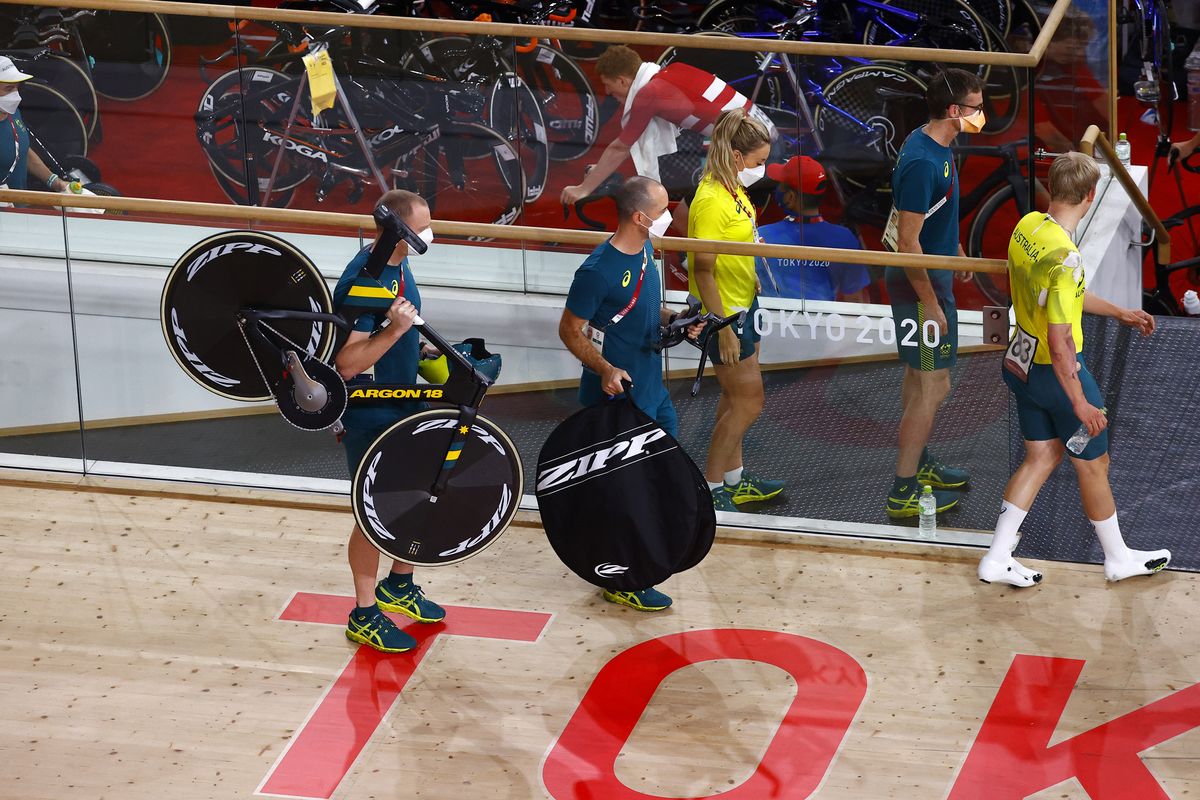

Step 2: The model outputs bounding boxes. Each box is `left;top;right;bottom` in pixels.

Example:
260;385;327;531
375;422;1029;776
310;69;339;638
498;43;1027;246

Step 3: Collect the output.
1;118;19;185
606;246;648;327
724;183;761;243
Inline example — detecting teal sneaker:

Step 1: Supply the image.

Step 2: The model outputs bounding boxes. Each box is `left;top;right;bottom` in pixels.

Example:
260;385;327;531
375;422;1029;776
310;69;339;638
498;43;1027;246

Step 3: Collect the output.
602;587;673;611
375;577;446;623
725;472;785;505
917;453;970;489
346;606;417;653
886;484;961;519
712;485;737;512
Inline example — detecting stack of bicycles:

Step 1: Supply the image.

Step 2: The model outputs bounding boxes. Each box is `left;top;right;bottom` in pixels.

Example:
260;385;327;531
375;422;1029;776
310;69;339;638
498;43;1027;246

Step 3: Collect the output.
194;0;598;222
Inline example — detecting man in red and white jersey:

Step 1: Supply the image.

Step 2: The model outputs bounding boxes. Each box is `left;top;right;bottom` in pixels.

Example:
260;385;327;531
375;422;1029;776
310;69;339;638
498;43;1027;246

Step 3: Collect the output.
561;45;775;233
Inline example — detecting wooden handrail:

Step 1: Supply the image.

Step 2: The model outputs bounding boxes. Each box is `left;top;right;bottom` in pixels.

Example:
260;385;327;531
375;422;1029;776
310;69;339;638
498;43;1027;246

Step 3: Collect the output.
0;189;1008;273
1027;0;1075;64
0;0;1073;67
1079;124;1171;264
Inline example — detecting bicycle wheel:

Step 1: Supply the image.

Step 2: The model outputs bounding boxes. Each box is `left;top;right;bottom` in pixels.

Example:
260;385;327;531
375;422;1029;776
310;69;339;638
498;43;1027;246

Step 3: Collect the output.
13;53;99;142
862;0;988;52
352;409;524;566
19;83;88;164
76;11;171;101
815;64;927;187
516;44;598;162
207;161;297;208
488;73;550;202
196;67;312;197
965;182;1042;306
394;121;525;232
160;230;336;402
696;0;799;31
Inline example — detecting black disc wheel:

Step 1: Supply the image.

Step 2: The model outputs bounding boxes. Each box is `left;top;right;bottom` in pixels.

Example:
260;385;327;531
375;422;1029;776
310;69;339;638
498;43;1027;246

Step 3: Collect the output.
352;409;524;566
19;83;88;166
11;53;99;141
76;11;171;101
160;230;336;402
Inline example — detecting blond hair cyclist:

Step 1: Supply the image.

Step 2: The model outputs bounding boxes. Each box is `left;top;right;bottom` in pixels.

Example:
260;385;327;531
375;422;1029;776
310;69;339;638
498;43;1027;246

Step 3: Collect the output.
688;109;784;511
979;152;1170;587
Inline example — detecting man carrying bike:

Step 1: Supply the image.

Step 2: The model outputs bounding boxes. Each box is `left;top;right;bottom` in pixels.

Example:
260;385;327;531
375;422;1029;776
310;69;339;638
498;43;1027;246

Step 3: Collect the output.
557;175;703;612
559;45;774;233
883;69;979;520
333;189;445;654
978;152;1170;586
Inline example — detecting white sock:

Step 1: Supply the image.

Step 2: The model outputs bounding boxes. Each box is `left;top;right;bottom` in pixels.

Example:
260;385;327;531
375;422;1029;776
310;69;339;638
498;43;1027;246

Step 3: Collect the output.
1091;512;1131;562
707;481;723;492
984;500;1028;563
724;466;744;486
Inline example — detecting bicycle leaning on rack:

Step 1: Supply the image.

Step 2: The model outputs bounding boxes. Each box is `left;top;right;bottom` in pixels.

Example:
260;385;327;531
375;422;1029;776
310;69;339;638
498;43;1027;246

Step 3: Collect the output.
195;24;526;227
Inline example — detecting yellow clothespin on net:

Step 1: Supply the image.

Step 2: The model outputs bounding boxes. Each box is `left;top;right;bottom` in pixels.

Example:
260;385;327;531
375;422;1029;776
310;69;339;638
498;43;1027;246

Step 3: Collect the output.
302;45;337;118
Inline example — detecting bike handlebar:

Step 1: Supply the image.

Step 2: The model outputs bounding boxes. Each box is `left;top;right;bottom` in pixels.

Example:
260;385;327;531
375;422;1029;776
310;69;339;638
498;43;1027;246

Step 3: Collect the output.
655;302;747;397
565;173;625;230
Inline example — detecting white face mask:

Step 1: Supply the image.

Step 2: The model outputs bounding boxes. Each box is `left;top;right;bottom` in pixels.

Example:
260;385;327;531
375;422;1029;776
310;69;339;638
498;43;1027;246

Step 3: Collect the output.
407;227;434;257
642;209;672;238
0;91;21;116
736;157;766;188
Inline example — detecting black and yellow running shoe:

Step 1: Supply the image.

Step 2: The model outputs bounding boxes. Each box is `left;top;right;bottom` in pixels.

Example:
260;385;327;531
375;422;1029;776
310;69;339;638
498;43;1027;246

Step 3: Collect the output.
886;484;961;519
602;587;673;612
375;578;446;623
346;607;416;653
916;454;970;489
725;472;785;505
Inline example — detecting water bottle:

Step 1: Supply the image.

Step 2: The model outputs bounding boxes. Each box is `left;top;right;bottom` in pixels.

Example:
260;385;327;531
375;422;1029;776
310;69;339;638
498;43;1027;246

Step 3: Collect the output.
1114;133;1132;168
1183;289;1200;316
918;485;937;537
1066;423;1091;455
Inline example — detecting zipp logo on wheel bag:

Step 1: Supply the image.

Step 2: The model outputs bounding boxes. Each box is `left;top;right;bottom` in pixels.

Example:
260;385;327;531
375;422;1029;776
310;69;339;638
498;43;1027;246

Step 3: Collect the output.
536;425;672;495
594;563;628;578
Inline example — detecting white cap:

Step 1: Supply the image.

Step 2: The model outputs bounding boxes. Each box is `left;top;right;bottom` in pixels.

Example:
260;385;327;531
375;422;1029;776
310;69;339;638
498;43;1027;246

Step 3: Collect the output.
0;56;33;83
1183;290;1200;315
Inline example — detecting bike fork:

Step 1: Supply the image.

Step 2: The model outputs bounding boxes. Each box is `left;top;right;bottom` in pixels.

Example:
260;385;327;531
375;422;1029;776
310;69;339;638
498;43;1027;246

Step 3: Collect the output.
428;405;479;500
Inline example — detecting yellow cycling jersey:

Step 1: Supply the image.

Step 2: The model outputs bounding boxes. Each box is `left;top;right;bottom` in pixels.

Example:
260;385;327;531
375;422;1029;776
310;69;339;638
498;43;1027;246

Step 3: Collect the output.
688;176;758;316
1008;212;1086;365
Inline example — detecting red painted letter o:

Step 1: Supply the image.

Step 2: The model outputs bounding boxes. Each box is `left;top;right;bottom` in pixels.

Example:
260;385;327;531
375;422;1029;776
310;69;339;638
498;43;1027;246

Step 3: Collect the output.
543;628;867;799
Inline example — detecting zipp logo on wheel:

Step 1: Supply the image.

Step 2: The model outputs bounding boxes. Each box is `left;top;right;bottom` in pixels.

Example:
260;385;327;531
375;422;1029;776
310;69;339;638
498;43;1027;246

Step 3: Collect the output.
594;563;628;578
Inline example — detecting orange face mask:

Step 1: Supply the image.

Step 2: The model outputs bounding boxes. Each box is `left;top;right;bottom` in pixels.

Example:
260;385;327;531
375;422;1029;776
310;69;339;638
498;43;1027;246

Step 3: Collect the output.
960;109;986;134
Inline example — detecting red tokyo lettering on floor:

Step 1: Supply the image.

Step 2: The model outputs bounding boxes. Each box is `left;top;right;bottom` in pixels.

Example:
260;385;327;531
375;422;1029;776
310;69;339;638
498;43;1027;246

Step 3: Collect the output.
256;592;552;799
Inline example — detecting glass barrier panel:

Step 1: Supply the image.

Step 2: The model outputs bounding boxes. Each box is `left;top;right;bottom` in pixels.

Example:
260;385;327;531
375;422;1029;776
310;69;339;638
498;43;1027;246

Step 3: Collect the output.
0;206;84;473
1032;0;1112;152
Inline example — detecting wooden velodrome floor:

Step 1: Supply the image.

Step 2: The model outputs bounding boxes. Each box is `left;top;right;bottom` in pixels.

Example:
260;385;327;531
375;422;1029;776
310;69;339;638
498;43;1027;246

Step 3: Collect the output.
1;476;1198;800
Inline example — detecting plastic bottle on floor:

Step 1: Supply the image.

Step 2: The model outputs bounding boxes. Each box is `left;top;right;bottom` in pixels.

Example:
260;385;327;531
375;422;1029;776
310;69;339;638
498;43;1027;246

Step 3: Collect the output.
1183;289;1200;316
918;485;937;537
1115;133;1132;168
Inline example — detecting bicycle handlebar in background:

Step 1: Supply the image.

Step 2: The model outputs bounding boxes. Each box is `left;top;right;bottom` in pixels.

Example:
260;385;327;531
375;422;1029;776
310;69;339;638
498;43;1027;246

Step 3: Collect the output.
564;173;626;230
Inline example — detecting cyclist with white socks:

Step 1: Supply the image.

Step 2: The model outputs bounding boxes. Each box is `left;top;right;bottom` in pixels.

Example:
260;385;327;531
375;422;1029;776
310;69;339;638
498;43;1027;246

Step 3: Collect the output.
979;152;1170;587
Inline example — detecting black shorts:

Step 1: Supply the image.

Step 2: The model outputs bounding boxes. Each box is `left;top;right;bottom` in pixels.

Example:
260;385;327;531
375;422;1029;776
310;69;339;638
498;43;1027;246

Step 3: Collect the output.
658;129;707;204
705;299;761;366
